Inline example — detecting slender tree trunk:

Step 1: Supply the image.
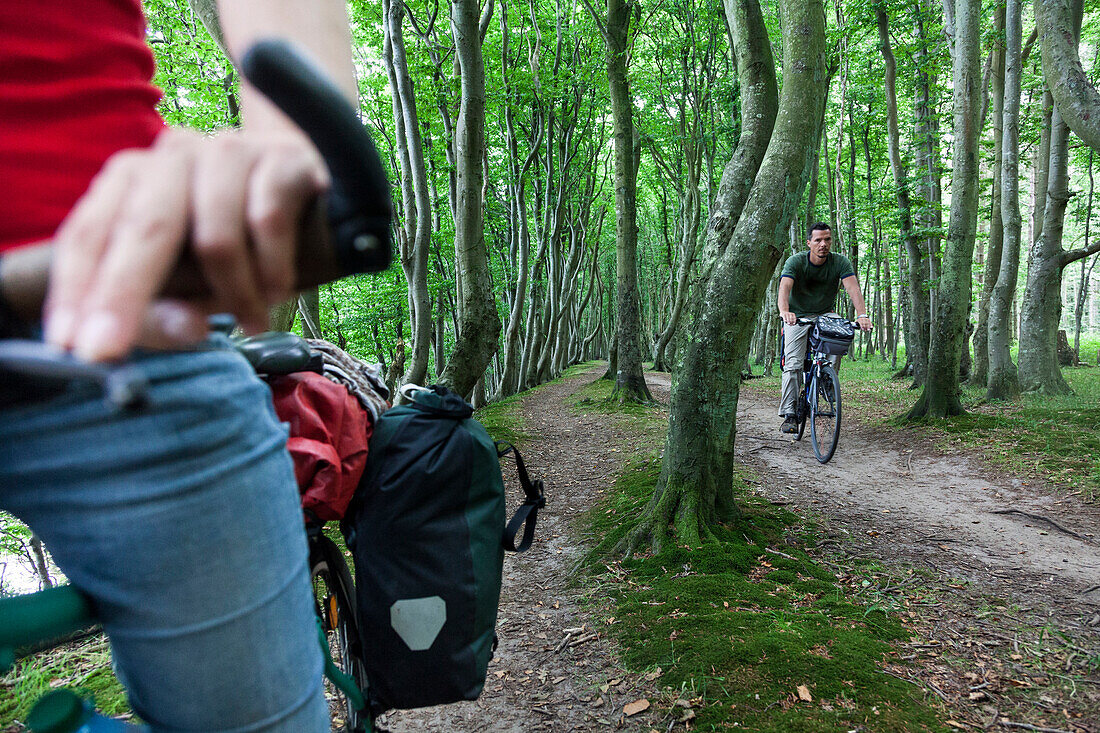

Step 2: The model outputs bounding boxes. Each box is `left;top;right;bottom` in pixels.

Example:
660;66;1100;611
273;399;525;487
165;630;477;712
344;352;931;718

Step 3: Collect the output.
878;5;927;386
988;0;1024;401
906;0;981;419
383;0;433;388
29;533;54;589
496;0;543;397
297;288;322;338
972;5;1006;386
438;0;502;399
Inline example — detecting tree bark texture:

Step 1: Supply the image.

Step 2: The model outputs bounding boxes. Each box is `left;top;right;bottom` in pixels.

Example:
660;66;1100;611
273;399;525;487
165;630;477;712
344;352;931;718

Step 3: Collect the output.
1035;0;1100;151
438;0;502;399
626;0;821;554
972;5;1006;387
907;0;981;419
604;0;652;402
988;0;1024;401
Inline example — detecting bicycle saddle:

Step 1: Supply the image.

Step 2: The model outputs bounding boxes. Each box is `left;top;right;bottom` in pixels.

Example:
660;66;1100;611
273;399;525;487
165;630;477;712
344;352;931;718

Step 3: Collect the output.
235;331;312;375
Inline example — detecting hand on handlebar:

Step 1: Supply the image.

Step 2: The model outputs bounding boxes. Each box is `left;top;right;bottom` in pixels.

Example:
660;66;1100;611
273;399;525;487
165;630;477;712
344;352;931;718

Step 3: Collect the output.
1;42;391;366
855;315;872;332
44;123;329;363
780;310;798;326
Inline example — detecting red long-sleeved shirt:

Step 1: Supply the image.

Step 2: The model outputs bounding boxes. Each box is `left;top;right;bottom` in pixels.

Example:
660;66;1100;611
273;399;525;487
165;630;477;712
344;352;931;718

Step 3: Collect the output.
0;0;164;251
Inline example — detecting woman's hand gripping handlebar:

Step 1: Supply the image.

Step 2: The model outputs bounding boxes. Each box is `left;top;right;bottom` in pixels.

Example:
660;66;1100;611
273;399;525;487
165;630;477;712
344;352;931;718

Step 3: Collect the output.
0;40;392;407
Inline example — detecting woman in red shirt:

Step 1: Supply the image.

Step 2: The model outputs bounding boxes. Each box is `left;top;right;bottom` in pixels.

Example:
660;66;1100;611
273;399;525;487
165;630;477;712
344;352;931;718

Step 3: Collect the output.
0;1;358;730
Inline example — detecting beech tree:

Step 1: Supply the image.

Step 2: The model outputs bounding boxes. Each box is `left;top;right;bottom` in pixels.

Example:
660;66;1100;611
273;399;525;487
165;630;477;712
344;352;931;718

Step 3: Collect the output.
437;0;502;399
623;0;821;552
905;0;981;419
586;0;653;403
987;0;1024;401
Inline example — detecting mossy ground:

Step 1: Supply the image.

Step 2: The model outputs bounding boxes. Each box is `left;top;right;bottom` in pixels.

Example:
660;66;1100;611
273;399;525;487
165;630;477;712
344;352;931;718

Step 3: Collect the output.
475;391;528;447
751;347;1100;501
582;453;950;731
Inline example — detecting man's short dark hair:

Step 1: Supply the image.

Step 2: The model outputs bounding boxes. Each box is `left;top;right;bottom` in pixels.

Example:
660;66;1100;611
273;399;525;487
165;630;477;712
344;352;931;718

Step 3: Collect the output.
808;222;831;238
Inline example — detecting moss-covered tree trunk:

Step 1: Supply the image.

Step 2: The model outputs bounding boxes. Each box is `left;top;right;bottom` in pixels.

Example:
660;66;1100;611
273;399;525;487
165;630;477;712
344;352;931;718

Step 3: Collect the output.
438;0;502;399
602;0;652;403
1019;107;1074;395
906;0;981;420
623;0;821;555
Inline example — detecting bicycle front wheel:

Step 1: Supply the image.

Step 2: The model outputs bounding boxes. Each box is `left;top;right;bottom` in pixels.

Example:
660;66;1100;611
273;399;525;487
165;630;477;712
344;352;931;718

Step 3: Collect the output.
311;533;368;732
794;379;808;441
809;365;841;463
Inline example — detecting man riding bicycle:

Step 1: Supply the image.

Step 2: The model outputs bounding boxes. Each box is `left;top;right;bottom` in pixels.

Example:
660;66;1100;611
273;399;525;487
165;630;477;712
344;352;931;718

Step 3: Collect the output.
777;223;872;434
1;1;359;730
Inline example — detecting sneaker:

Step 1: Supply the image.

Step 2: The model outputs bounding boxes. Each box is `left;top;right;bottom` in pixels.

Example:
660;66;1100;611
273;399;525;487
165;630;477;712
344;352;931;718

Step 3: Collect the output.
780;414;798;434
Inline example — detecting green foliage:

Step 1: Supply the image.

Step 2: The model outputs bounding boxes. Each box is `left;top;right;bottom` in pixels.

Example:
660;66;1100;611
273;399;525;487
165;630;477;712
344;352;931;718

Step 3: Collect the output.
583;458;948;731
145;0;238;130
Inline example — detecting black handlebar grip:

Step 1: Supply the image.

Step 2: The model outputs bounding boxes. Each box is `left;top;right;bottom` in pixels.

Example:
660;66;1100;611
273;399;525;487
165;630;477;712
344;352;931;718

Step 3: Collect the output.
240;40;392;275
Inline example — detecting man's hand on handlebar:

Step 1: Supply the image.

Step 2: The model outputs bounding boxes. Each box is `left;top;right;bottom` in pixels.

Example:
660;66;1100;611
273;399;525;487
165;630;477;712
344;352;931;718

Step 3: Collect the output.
855;315;872;332
43;127;329;363
779;310;798;326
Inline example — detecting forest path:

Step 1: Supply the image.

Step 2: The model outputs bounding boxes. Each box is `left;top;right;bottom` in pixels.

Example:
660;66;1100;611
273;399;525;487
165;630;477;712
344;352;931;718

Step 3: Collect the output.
377;364;666;732
732;378;1100;615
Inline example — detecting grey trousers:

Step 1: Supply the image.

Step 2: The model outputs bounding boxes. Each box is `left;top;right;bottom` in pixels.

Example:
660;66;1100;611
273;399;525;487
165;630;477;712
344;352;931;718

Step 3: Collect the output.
779;313;842;416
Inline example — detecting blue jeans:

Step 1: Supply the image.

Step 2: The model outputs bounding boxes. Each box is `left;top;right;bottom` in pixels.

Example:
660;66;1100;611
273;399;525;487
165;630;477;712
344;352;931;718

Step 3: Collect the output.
0;340;328;732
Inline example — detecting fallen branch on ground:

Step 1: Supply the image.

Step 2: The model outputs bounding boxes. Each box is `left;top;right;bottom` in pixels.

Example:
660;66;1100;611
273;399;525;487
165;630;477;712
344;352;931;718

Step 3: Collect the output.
990;509;1088;542
997;721;1075;733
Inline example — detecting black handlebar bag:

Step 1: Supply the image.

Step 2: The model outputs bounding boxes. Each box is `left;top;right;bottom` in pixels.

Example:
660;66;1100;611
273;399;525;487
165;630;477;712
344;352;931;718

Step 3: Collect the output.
809;316;855;356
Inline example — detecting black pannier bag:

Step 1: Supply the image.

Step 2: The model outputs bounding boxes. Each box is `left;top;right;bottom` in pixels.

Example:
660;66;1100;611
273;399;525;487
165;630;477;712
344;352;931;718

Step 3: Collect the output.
342;385;545;714
809;315;855;356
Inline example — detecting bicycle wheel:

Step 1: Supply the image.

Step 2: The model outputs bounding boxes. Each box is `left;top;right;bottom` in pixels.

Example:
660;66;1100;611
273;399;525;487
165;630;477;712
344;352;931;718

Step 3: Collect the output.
311;533;368;732
809;365;841;463
794;372;809;441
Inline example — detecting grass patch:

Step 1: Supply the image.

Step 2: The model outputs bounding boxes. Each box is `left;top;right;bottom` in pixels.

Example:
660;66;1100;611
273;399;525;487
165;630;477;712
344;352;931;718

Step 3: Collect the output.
584;457;949;731
476;391;528;447
1;634;132;728
571;378;668;456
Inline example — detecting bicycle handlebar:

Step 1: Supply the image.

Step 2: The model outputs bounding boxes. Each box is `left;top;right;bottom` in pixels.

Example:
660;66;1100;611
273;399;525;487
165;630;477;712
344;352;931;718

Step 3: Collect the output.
0;40;392;323
793;317;862;328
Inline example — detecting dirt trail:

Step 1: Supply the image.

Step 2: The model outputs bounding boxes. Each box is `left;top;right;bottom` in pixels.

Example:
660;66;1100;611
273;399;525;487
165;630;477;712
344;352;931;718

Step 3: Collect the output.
378;367;666;732
733;381;1100;618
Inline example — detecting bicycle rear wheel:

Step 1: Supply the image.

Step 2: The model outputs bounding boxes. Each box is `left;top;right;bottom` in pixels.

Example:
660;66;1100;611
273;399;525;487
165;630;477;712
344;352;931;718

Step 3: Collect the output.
809;365;841;463
310;533;368;732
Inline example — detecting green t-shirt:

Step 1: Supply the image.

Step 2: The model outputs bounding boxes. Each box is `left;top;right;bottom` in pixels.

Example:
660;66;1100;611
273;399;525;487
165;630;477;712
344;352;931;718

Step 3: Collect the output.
780;251;855;317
